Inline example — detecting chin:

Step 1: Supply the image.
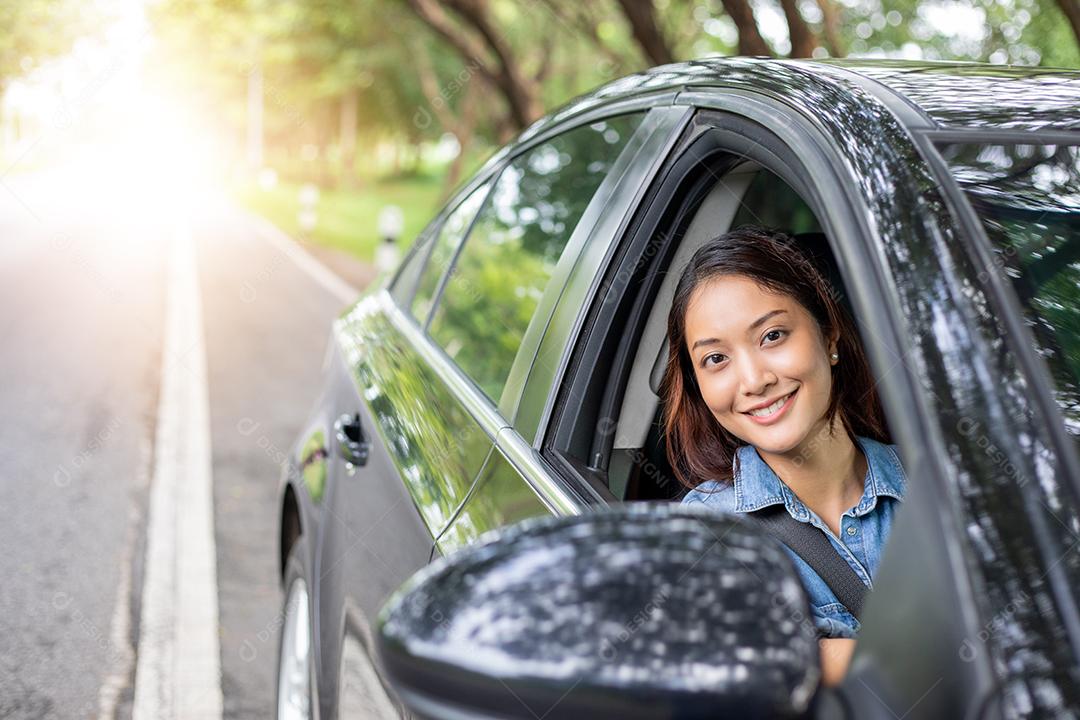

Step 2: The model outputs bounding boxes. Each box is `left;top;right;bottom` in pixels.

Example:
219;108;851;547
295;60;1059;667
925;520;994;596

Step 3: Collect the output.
739;423;811;458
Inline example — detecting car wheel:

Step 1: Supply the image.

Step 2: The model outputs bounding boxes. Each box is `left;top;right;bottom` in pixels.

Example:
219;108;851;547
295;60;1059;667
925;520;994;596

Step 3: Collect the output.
277;537;314;720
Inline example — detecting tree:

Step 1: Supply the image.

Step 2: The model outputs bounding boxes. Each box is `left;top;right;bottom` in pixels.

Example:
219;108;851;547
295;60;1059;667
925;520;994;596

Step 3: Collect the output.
718;0;773;55
1054;0;1080;57
779;0;817;57
412;38;483;195
0;0;97;89
404;0;545;130
615;0;676;64
143;0;1080;193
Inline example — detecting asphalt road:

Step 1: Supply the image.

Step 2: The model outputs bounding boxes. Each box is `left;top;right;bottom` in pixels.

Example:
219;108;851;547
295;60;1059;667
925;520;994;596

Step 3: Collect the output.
0;169;359;719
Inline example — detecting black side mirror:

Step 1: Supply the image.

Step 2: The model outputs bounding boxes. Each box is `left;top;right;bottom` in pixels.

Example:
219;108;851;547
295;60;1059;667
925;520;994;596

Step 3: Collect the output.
377;504;822;719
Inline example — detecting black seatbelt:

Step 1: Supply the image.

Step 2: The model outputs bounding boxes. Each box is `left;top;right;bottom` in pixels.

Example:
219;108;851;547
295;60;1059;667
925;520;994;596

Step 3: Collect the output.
746;504;868;619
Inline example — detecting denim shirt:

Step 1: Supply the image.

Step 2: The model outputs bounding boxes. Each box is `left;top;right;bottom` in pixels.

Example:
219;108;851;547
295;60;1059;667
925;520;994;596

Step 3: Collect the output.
681;436;907;639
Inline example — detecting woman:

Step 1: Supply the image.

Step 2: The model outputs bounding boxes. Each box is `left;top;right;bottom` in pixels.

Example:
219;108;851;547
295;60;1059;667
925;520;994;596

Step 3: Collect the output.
661;226;907;686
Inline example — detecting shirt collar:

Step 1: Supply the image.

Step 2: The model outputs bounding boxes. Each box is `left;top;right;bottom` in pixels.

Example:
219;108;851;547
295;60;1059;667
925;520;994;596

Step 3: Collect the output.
733;436;906;518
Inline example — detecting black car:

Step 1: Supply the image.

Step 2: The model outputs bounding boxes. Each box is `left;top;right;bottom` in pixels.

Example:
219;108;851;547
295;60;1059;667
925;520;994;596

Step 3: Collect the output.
275;57;1080;719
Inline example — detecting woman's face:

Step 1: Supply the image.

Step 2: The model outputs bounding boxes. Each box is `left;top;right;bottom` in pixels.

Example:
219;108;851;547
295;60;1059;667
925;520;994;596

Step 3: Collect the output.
684;275;839;458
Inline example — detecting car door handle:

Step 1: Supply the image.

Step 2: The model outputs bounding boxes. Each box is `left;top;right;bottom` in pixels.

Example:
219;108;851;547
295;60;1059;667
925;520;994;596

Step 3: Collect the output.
334;413;370;467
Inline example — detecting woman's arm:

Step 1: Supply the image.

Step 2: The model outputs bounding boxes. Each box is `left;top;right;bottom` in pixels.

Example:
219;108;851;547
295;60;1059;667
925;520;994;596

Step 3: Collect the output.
819;638;857;687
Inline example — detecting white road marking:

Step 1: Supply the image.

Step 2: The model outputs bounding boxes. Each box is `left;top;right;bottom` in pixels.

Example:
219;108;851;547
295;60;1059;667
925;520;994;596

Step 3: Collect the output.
243;211;360;306
132;228;223;719
95;434;149;718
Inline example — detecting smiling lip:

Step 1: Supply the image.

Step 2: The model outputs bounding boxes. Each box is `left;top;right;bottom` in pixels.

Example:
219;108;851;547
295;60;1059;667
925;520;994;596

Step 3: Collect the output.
743;389;797;425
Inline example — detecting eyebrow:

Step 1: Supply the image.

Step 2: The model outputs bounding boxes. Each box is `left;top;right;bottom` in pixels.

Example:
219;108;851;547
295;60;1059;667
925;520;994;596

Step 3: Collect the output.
690;309;788;351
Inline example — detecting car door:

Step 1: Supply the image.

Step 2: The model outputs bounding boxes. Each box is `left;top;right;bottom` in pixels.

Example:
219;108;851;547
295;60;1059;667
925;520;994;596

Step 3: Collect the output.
316;176;499;718
327;105;670;715
432;105;693;556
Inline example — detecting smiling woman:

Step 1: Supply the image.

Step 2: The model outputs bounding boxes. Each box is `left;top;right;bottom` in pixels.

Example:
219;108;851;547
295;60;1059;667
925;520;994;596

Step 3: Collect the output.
662;226;906;685
664;227;889;485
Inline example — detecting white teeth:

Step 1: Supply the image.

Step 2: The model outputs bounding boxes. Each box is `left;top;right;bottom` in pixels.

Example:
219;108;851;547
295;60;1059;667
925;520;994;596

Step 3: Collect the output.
748;392;793;418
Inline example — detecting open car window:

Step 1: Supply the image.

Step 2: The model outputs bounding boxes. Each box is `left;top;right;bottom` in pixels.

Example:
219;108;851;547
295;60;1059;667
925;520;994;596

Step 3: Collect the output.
545;155;853;502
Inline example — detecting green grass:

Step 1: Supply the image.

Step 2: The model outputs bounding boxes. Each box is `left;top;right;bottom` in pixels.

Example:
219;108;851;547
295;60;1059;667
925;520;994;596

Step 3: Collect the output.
233;175;446;262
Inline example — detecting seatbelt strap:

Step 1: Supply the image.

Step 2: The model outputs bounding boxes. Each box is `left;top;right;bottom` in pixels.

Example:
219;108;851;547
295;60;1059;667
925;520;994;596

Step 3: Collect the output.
746;504;868;619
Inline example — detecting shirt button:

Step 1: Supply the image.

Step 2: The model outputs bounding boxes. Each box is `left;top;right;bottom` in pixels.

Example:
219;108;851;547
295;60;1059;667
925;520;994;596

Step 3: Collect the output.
846;526;857;536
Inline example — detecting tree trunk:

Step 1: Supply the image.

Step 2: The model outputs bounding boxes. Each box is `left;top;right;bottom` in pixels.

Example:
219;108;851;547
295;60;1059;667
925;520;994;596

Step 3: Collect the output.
815;0;845;57
444;0;543;124
719;0;772;56
404;0;543;131
1057;0;1080;51
339;88;359;188
246;58;263;172
614;0;676;65
779;0;817;57
442;119;475;200
412;39;481;199
543;1;629;74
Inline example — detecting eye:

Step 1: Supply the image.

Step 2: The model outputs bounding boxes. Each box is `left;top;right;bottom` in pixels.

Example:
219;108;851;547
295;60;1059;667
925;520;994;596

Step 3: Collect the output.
763;328;787;345
702;352;727;368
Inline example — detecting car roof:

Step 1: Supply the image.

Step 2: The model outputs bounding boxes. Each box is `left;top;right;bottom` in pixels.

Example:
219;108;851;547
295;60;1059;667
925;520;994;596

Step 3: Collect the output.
815;59;1080;132
523;57;1080;140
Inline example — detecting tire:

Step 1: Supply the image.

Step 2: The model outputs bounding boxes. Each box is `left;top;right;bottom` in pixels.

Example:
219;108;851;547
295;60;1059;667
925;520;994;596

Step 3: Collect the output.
276;536;315;720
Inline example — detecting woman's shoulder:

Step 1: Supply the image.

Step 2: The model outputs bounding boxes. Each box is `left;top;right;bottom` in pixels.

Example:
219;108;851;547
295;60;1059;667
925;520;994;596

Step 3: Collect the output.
856;435;908;498
681;480;739;513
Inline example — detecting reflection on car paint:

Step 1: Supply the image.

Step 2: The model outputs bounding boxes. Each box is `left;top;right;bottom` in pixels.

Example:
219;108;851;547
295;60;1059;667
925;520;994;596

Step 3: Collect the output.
336;293;493;535
299;428;328;503
436;448;551;556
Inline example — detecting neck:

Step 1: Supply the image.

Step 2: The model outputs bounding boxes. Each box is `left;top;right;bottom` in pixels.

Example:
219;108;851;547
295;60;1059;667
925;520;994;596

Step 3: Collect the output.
757;421;866;516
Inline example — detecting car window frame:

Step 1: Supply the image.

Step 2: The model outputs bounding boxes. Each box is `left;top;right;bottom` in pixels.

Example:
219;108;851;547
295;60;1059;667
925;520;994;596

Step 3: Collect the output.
414;177;496;327
530;98;962;517
388;224;435;309
366;100;687;528
389;145;513;314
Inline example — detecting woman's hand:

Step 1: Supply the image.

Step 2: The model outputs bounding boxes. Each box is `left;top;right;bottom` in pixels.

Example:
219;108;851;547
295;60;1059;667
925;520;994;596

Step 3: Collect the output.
819;638;857;687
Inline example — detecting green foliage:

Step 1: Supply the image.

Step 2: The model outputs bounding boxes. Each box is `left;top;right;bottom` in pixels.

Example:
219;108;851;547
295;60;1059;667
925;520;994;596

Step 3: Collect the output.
146;0;1079;179
831;0;1078;66
0;0;99;86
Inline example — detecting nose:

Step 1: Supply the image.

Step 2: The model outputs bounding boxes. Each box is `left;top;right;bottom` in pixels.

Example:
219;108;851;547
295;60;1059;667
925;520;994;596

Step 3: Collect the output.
737;354;777;398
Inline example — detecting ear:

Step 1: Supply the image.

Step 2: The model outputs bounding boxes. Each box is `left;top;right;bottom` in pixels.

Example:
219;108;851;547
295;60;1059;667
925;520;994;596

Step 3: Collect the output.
827;327;840;364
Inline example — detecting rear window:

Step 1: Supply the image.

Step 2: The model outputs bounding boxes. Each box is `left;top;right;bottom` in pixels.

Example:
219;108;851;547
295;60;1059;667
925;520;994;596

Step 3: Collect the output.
940;143;1080;441
428;114;645;403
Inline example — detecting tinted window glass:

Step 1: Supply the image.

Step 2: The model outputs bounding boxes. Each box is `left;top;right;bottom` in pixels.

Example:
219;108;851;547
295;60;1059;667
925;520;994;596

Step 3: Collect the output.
410;181;491;322
429;113;644;402
940;144;1080;712
941;143;1080;442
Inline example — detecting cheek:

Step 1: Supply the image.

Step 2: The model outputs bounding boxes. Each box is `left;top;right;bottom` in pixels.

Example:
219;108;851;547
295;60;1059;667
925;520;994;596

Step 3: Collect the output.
696;372;737;416
789;348;833;401
778;337;830;384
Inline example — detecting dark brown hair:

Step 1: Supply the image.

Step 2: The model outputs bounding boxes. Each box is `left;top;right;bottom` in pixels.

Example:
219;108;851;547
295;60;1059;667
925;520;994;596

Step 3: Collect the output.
661;226;890;490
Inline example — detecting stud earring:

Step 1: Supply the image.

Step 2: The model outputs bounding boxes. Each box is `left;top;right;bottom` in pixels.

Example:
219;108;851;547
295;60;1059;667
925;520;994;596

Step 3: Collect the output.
830;353;839;362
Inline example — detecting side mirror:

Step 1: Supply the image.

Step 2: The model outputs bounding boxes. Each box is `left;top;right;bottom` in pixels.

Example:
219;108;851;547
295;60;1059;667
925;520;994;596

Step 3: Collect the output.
377;504;822;719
